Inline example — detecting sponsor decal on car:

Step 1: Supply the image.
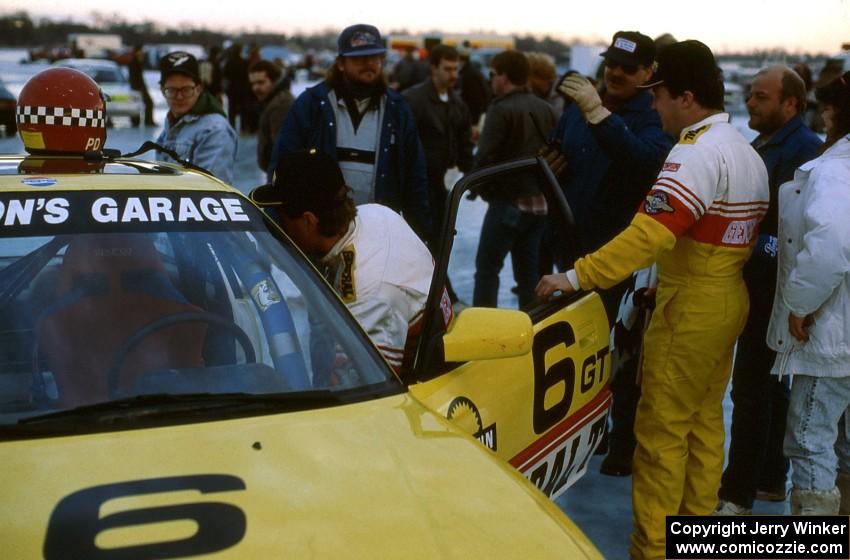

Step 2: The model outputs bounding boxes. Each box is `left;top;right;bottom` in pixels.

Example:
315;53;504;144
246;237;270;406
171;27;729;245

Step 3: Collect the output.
513;392;610;500
21;176;57;187
0;191;264;236
447;396;497;451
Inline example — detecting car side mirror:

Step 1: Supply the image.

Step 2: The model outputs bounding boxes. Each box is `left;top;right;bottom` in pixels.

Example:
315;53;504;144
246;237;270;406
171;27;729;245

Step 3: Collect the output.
442;307;533;362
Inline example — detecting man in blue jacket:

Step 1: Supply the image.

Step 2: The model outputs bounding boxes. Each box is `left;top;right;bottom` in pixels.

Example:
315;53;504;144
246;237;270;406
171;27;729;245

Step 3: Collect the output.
715;65;822;515
550;31;674;476
271;24;431;239
156;51;237;184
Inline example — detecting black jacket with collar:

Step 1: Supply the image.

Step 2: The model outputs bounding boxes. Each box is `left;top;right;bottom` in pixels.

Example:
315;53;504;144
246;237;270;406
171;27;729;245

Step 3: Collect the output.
403;78;474;184
473;87;557;201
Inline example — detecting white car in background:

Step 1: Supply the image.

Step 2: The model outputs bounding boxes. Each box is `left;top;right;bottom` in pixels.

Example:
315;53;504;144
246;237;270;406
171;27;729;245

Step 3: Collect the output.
53;58;144;127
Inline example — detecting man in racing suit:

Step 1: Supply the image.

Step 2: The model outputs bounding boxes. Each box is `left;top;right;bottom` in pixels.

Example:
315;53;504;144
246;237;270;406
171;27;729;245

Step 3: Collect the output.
536;40;769;560
252;150;446;373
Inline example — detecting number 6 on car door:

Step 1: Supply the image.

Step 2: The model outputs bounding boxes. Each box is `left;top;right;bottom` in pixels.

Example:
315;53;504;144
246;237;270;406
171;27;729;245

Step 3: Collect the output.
408;157;613;499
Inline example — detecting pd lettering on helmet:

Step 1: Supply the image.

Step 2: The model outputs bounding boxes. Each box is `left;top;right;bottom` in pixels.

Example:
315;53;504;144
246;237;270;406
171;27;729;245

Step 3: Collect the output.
85;137;102;151
16;67;107;155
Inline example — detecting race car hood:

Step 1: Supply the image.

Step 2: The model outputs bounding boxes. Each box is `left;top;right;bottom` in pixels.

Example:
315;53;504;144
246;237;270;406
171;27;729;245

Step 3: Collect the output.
1;393;600;559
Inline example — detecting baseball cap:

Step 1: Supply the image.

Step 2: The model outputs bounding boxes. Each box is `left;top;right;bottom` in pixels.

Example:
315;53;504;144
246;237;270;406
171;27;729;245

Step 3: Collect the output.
337;24;387;57
641;40;720;90
600;31;655;68
250;150;347;214
159;51;200;83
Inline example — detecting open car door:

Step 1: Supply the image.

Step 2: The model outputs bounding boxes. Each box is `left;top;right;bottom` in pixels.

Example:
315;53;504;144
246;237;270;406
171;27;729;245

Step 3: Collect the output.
408;157;612;500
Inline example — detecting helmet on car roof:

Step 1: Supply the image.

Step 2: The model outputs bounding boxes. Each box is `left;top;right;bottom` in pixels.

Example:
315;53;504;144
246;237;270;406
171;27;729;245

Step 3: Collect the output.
16;67;107;155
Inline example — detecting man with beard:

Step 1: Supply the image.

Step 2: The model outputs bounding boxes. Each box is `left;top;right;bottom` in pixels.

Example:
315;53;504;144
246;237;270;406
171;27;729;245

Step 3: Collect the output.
715;65;822;515
547;31;673;477
403;44;473;301
272;24;431;239
249;59;294;172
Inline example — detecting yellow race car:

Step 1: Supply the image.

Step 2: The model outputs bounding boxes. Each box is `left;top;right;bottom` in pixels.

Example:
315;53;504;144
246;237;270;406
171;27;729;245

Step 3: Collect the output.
0;153;609;558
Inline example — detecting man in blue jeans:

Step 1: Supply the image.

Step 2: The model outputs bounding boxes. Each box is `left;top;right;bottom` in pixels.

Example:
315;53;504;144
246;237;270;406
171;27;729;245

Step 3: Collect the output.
715;65;822;515
472;50;556;308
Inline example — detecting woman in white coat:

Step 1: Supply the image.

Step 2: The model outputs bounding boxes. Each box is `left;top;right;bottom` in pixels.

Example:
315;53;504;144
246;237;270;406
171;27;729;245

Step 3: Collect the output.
767;70;850;515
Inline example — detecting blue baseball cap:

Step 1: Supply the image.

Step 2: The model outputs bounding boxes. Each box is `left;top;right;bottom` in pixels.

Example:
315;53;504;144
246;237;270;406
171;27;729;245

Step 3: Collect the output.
337;24;386;57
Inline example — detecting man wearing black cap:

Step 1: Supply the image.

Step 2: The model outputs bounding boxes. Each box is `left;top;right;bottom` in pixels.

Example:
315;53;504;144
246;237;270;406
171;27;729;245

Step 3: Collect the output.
271;24;431;240
548;31;673;476
537;40;769;560
252;150;440;374
156;51;237;184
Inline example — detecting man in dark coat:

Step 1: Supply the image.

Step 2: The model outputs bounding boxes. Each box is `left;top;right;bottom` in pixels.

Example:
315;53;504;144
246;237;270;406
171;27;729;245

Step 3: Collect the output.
472;50;556;308
549;31;673;476
271;24;431;240
404;44;474;301
249;59;294;171
128;45;155;126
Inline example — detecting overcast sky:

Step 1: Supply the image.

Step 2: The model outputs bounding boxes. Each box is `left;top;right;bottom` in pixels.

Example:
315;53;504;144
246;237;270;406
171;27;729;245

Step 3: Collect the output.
5;0;849;54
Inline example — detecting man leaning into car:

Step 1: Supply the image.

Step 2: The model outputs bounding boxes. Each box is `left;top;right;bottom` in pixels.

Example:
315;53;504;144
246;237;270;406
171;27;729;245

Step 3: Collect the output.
251;150;450;374
156;51;237;184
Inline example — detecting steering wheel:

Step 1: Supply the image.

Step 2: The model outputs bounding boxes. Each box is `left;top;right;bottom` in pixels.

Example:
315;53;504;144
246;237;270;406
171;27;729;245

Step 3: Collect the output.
106;311;256;397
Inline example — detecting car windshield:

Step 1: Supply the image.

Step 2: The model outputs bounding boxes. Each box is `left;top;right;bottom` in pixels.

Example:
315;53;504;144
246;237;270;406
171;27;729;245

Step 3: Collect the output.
65;64;125;84
0;189;399;429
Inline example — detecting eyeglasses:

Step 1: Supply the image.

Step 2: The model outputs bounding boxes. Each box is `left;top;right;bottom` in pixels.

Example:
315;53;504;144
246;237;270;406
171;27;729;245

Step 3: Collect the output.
162;85;199;99
604;59;640;76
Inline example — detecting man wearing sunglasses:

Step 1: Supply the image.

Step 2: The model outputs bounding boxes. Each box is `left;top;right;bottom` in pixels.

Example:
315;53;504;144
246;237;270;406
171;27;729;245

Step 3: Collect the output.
155;51;237;184
547;31;673;477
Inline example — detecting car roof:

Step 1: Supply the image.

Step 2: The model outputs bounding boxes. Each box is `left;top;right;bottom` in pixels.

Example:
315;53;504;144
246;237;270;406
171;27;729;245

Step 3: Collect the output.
0;154;240;193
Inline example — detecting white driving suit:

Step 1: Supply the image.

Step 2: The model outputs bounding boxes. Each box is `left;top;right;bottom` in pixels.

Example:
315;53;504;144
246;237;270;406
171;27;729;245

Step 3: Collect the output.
320;204;435;371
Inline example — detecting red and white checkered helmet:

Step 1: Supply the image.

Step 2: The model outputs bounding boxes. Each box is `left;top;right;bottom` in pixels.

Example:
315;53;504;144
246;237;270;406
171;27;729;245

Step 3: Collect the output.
16;67;107;154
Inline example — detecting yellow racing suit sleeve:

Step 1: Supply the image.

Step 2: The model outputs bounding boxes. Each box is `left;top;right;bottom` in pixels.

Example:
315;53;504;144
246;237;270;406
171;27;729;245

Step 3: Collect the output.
575;213;677;290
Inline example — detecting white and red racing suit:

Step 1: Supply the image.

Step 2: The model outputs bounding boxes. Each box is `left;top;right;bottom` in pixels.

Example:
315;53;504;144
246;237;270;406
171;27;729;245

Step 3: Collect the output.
569;113;769;560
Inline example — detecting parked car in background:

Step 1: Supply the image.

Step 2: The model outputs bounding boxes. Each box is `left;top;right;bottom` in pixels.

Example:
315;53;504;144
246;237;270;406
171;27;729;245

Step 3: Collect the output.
52;59;144;127
0;78;15;136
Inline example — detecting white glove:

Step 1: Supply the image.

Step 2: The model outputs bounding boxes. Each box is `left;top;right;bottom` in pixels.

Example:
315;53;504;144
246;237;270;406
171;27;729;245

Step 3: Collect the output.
559;74;611;124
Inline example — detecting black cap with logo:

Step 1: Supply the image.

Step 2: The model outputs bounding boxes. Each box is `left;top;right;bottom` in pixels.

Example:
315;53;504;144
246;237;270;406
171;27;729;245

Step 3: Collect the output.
600;31;655;68
159;51;201;83
642;40;719;90
250;150;347;214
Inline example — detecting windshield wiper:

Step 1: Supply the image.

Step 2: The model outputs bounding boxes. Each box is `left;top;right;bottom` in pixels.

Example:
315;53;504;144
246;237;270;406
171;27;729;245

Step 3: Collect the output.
15;391;344;426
